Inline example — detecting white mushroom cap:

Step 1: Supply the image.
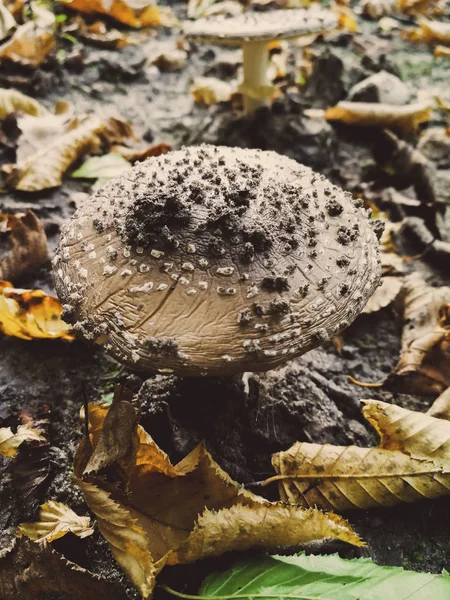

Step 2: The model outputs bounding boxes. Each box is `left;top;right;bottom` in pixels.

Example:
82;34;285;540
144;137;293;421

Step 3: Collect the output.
184;8;337;45
53;145;381;376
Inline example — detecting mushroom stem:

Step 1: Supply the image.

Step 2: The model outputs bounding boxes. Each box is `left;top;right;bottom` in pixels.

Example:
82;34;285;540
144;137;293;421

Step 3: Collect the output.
241;41;271;115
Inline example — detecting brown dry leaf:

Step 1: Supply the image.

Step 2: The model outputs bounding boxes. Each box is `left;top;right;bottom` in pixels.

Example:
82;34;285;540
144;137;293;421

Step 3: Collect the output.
0;2;55;66
399;0;443;15
17;500;94;543
75;402;362;598
11;115;132;192
386;274;450;394
0;88;49;119
64;0;176;29
73;17;129;49
191;76;237;105
0;280;74;340
271;399;450;511
0;211;49;282
111;142;171;163
407;19;450;45
0;538;129;600
0;424;45;457
324;101;432;134
427;387;450;419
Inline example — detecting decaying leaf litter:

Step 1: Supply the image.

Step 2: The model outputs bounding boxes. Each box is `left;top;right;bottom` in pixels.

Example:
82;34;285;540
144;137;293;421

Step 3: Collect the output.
0;0;450;598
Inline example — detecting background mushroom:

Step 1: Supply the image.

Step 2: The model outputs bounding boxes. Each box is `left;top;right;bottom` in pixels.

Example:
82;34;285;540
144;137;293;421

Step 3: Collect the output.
184;9;337;115
53;145;382;377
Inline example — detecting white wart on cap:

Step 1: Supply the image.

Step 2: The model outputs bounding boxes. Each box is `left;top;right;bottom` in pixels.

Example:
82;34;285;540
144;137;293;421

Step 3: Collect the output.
184;8;337;114
53;145;382;377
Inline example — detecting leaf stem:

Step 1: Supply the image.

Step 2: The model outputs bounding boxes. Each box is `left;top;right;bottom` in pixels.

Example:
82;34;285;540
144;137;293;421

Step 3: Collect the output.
159;584;330;600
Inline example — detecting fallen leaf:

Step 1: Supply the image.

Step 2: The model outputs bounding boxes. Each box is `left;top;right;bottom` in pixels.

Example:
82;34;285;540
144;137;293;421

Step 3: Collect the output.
0;424;44;457
0;2;55;66
191;76;237;105
0;2;16;41
386;274;450;394
152;48;187;72
204;1;244;17
270;399;450;510
73;16;129;49
63;0;176;29
407;19;450;45
333;4;358;32
360;0;397;18
0;538;129;600
18;500;94;543
196;553;450;600
83;385;138;474
111;141;171;163
12;405;51;498
71;152;131;180
0;280;74;340
0;88;49;119
15;107;75;164
427;386;450;420
362;276;403;314
11;115;132;191
0;211;49;282
399;0;443;15
75;403;362;598
435;44;450;57
324;101;432;134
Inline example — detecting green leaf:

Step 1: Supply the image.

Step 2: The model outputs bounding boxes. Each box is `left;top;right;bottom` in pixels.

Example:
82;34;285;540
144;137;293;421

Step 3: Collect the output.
179;553;450;600
71;153;131;179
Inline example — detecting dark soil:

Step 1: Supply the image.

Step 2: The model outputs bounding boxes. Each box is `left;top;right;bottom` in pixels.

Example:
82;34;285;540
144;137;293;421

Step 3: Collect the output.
1;1;450;598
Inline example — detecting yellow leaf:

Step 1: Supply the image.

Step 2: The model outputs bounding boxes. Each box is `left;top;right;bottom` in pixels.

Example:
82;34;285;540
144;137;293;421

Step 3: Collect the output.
18;500;94;543
0;211;49;283
11;115;132;192
0;281;74;340
0;424;45;458
435;44;450;57
75;399;362;598
324;101;432;133
0;88;49;119
410;19;450;44
387;274;450;394
64;0;175;29
191;76;236;105
333;4;358;32
271;400;450;511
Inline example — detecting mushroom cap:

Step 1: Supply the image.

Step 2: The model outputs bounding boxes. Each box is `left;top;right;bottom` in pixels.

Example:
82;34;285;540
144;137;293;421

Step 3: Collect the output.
184;8;337;45
53;145;381;377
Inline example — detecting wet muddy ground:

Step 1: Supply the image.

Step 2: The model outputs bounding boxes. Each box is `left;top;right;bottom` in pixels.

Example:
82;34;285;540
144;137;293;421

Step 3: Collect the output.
1;1;450;598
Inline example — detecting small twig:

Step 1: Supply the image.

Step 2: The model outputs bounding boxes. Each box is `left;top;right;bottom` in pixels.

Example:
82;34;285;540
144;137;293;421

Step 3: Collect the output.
348;375;383;388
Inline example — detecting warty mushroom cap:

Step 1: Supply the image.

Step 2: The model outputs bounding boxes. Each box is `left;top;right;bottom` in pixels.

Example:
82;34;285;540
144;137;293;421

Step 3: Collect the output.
184;8;338;45
53;145;382;377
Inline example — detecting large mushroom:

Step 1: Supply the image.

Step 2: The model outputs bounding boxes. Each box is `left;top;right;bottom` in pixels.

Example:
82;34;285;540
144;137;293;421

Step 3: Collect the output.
53;145;382;377
184;8;337;115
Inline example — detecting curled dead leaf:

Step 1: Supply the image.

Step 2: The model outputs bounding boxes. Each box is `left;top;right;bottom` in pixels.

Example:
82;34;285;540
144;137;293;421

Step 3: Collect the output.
427;386;450;420
271;399;450;511
111;141;171;163
324;101;432;134
0;280;74;340
386;274;450;394
17;500;94;543
407;19;450;45
0;2;16;40
362;276;403;314
0;88;49;119
435;44;450;57
0;211;49;283
75;402;362;598
0;424;45;457
0;538;129;600
64;0;176;29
